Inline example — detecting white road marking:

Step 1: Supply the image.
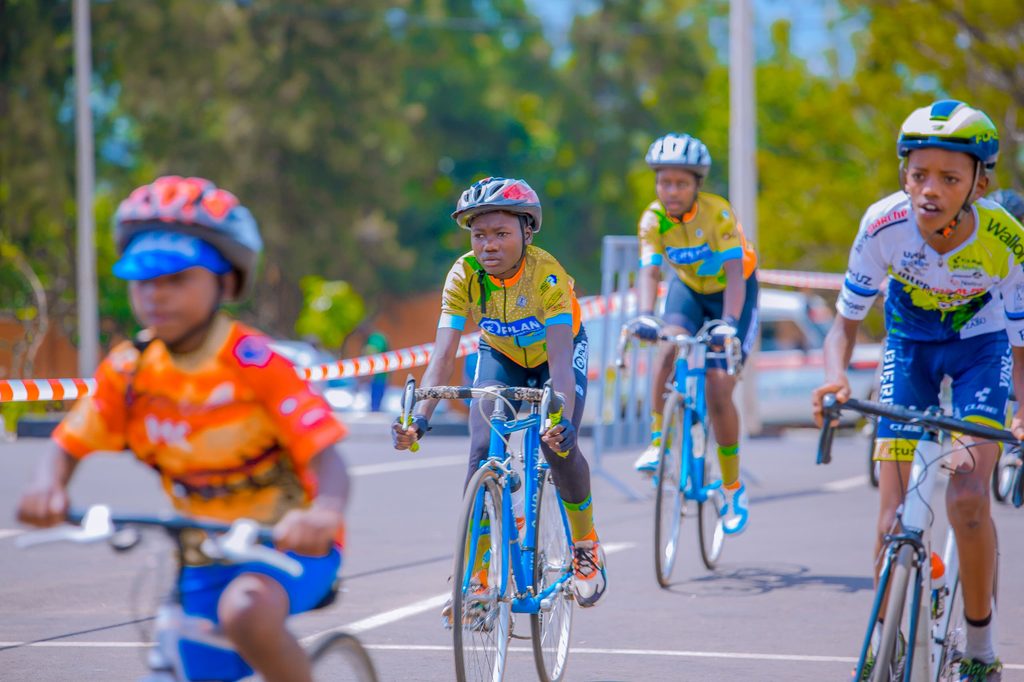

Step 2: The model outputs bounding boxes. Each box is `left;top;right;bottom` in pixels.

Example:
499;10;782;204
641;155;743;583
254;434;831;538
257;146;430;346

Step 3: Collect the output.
0;529;24;540
349;455;464;477
302;592;450;642
822;475;868;492
2;639;1021;670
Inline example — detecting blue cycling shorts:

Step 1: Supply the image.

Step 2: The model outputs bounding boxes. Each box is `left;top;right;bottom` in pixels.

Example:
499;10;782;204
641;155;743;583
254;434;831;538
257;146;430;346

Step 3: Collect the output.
662;272;759;369
176;548;342;681
874;332;1011;462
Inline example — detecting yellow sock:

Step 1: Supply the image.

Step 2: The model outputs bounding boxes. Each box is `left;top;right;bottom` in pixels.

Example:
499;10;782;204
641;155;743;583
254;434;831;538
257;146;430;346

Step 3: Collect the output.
718;443;740;487
561;495;595;542
650;412;663;445
467;517;491;586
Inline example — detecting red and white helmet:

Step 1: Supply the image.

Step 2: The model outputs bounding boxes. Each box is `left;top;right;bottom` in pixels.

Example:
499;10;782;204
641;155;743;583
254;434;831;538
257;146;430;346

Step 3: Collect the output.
451;177;543;232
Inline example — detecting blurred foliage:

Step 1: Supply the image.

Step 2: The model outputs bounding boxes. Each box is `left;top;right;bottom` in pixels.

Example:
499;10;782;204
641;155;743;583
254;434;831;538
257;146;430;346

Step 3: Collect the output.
294;275;366;351
2;0;1023;357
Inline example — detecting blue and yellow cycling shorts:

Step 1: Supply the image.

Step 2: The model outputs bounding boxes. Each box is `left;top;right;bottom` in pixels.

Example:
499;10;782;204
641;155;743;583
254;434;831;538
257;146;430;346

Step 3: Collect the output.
874;332;1011;462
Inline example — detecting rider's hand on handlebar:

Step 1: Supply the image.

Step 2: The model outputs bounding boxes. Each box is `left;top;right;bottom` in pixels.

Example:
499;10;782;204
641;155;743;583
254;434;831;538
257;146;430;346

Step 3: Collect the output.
811;377;851;428
273;507;343;557
542;421;578;453
16;482;69;528
627;315;662;342
391;415;428;450
1011;404;1024;441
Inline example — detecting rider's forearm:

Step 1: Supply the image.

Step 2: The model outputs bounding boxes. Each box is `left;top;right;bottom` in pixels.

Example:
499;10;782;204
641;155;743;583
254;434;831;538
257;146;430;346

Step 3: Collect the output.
638;266;660;315
721;260;745;322
823;316;860;383
549;360;576;421
33;446;78;490
414;329;461;422
309;443;349;514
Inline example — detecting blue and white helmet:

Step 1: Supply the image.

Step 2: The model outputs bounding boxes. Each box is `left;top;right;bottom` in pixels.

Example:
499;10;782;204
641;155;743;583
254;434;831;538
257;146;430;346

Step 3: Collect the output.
645;133;712;178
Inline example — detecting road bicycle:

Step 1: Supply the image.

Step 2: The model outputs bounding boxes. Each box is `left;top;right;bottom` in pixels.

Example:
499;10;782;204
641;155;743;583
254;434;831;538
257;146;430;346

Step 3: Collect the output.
818;395;1019;681
402;379;575;682
619;318;739;586
18;505;378;681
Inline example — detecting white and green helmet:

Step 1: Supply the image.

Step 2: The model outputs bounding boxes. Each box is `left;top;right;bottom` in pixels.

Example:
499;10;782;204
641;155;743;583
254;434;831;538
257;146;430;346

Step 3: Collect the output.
897;100;999;170
645;133;712;178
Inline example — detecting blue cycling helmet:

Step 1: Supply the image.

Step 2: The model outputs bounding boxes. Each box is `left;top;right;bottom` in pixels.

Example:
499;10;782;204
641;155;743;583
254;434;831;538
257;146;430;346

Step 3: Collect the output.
114;176;263;298
897;100;999;170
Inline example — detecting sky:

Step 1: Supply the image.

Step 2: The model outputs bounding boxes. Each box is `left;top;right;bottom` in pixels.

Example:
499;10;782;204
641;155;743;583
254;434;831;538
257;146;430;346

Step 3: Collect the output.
523;0;858;76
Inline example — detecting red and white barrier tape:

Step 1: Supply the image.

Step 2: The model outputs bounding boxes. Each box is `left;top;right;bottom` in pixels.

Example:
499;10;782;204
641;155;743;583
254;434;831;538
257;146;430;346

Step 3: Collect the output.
0;268;844;402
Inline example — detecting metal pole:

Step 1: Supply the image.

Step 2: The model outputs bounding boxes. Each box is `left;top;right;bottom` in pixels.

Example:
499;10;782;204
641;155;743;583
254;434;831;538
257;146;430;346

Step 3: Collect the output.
74;0;99;376
729;0;761;435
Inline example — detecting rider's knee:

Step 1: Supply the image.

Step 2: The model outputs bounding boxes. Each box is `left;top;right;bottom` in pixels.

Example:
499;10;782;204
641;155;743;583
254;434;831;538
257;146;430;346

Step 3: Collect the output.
947;475;990;529
218;574;288;643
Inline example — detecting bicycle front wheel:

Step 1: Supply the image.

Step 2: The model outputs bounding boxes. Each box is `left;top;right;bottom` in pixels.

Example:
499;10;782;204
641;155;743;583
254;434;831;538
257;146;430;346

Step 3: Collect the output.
654;392;686;588
530;471;574;682
452;465;511;682
308;631;379;682
697;424;724;570
872;544;915;682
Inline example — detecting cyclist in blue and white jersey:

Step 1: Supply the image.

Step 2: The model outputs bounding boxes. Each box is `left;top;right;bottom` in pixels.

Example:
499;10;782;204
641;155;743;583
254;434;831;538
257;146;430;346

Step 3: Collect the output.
813;100;1024;681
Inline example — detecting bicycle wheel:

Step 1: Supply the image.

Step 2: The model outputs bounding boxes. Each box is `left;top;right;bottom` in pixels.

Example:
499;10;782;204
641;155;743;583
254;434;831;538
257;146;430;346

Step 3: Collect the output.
308;631;379;682
936;574;966;682
654;392;686;588
452;465;511;682
697;421;724;570
993;454;1016;503
872;544;915;682
530;471;574;682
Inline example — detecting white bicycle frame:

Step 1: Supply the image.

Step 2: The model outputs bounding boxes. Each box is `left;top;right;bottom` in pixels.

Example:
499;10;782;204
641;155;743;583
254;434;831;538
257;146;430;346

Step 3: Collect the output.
18;506;303;682
882;437;969;682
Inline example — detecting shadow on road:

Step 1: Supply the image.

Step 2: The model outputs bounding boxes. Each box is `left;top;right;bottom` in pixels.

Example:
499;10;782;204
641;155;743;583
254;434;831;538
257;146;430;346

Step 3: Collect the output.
662;563;873;598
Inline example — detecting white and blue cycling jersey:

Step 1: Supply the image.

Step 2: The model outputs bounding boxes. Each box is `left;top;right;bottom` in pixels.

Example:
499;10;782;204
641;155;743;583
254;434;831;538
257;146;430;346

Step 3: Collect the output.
837;191;1024;346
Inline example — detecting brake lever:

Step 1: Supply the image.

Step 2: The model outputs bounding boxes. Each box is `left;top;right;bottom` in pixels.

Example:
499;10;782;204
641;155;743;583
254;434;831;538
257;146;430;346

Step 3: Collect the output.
16;504;115;548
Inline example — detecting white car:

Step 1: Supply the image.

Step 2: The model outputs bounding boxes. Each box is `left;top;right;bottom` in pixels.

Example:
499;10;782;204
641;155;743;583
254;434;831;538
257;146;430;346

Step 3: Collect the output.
582;288;882;428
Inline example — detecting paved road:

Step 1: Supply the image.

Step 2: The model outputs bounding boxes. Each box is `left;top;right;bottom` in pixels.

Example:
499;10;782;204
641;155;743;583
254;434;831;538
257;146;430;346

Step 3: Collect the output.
1;421;1022;681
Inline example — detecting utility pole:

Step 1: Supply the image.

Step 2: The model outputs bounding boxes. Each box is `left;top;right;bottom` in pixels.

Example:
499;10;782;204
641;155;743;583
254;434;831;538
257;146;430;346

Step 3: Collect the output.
729;0;761;433
74;0;99;375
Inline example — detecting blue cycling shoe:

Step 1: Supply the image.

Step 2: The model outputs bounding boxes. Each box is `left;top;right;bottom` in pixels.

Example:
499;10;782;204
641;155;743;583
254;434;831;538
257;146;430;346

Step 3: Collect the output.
720;481;749;535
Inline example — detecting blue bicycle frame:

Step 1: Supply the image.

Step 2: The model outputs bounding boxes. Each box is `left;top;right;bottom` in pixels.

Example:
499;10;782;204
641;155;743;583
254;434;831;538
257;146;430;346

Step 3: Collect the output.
667;340;716;504
461;403;574;615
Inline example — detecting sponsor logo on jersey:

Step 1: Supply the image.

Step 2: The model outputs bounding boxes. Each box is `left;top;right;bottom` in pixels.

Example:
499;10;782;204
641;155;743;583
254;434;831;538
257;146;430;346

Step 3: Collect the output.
572;337;589;373
985;217;1024;263
480;316;543;337
665;243;713;265
545;274;558;286
144;415;191;450
867;208;909;235
516;295;528;308
234;336;272;368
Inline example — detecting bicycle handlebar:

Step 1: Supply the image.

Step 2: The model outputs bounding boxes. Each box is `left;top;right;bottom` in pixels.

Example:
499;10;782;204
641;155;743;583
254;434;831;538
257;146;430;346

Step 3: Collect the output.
816;393;1021;466
18;505;300;577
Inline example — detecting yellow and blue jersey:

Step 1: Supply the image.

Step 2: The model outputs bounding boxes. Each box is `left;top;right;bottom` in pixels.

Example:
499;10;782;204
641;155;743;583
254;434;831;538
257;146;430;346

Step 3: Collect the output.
439;245;582;368
637;193;758;294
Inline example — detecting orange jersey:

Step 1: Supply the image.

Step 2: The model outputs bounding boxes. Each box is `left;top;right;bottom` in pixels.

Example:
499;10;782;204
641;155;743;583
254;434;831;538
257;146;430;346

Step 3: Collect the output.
54;316;347;532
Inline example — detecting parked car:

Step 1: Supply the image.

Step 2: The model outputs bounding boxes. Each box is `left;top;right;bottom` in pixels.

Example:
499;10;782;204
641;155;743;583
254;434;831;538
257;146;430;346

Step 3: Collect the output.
581;287;882;428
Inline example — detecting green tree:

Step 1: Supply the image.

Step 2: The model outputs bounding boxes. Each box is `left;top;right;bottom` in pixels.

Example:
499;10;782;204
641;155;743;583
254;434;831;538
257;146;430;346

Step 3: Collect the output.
294;276;366;351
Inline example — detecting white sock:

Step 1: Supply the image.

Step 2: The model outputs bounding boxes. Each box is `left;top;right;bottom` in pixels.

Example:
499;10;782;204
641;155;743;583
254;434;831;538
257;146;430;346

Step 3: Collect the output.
964;612;996;664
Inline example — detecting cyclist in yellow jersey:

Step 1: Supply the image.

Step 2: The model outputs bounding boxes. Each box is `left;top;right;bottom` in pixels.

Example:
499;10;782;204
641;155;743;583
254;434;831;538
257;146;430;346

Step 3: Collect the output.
628;133;759;536
392;177;606;610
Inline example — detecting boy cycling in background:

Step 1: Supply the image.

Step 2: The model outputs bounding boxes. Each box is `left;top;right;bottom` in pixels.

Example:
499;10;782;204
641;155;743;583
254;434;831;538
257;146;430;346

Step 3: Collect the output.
391;176;607;610
17;176;350;682
812;101;1024;681
628;133;759;536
